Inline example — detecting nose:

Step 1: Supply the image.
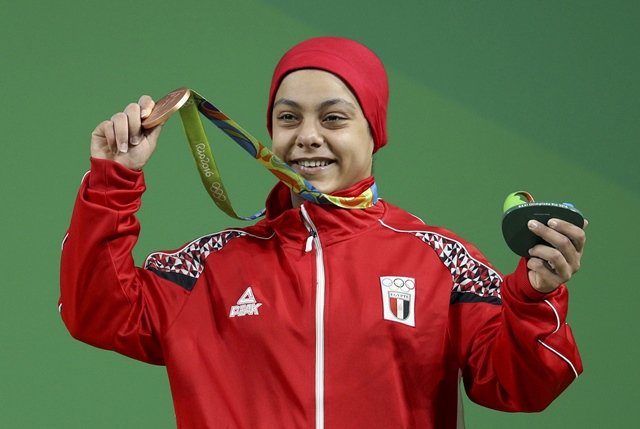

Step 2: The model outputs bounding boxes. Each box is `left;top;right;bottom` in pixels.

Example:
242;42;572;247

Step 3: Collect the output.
296;119;323;148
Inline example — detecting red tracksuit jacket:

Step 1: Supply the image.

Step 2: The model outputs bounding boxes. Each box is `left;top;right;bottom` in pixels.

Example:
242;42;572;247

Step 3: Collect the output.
59;159;582;428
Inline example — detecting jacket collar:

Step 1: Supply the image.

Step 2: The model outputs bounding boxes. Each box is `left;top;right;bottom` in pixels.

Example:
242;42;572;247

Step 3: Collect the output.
264;178;385;249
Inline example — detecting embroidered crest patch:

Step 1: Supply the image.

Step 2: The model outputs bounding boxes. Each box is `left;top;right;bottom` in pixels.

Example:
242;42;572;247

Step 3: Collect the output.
380;276;416;327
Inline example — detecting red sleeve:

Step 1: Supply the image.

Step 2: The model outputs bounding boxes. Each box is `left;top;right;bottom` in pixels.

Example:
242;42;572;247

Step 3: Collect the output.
451;256;583;412
59;158;189;365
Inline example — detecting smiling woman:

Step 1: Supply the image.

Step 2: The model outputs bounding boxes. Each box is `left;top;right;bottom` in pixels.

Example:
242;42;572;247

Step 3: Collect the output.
60;36;587;429
271;70;374;196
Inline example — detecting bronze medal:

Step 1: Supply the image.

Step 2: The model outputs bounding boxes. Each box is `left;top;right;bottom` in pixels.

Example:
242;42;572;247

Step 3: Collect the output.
142;87;191;129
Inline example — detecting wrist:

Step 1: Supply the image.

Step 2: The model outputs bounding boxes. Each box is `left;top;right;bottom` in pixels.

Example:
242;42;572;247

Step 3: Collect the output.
88;157;145;191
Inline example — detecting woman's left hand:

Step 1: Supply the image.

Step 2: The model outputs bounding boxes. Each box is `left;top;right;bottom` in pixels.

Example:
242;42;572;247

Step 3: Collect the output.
526;218;589;293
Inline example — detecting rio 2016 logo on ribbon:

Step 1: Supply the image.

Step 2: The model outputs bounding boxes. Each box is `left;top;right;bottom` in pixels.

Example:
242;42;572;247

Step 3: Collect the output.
380;276;416;327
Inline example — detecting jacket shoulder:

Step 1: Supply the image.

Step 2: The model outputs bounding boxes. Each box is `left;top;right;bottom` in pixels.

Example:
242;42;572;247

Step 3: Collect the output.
143;225;273;290
379;200;429;227
380;201;503;303
380;200;458;237
381;200;486;248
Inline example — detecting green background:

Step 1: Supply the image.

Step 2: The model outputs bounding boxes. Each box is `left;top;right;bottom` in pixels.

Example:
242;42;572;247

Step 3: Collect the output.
1;0;638;427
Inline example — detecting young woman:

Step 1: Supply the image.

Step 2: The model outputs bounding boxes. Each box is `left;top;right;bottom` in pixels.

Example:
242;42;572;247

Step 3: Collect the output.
60;37;587;428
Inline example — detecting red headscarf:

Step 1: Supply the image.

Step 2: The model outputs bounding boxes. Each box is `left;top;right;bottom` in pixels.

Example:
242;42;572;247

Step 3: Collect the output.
267;36;389;153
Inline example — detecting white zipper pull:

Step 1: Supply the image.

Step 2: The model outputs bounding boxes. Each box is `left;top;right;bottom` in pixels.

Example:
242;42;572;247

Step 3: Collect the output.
301;204;316;253
304;231;314;253
305;234;314;253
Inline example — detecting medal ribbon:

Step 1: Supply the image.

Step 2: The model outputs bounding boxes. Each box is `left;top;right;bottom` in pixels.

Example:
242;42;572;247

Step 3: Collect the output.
178;90;378;220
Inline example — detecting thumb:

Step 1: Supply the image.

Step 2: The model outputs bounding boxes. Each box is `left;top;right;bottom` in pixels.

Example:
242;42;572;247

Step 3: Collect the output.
146;123;163;144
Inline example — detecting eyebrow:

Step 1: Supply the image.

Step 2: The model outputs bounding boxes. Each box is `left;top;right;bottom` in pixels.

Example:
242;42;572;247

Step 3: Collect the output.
273;97;357;111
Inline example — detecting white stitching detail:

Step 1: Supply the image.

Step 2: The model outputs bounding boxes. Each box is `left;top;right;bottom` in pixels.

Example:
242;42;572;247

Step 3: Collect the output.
538;339;579;379
61;233;69;251
544;299;561;333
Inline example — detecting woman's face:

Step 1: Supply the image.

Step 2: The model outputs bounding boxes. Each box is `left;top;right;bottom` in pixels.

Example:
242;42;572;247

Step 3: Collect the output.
271;69;374;195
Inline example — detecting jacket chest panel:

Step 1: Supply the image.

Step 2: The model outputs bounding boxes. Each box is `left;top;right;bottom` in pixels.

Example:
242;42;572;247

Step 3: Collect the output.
321;243;453;356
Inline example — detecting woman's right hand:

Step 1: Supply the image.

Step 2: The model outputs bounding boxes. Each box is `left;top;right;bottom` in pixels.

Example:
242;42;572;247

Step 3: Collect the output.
91;95;162;170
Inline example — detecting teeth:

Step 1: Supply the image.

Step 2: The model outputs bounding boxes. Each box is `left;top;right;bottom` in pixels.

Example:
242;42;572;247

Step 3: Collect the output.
297;160;330;168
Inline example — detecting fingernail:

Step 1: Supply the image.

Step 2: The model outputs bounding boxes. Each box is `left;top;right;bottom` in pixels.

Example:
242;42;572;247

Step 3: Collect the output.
141;109;150;118
119;143;128;153
528;220;538;229
548;219;558;228
130;135;139;145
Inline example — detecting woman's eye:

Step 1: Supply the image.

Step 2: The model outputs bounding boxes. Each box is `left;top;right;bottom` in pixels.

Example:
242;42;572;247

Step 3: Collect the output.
323;114;346;123
277;113;297;121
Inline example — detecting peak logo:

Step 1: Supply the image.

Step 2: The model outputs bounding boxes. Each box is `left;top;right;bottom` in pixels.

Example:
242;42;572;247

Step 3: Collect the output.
229;287;263;318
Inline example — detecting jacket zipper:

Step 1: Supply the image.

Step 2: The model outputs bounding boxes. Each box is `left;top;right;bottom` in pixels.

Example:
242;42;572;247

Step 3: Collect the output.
301;204;325;429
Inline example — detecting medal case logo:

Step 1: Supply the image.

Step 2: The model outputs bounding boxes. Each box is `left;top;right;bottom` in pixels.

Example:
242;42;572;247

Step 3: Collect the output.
380;276;416;327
